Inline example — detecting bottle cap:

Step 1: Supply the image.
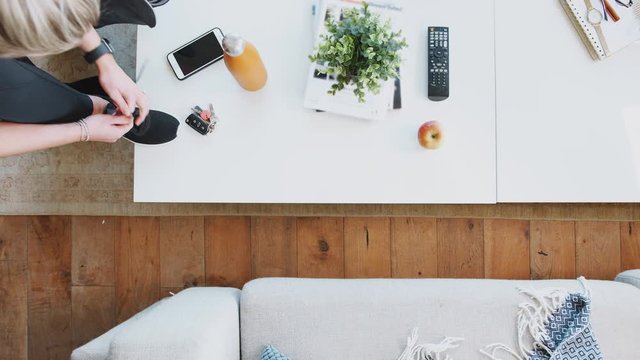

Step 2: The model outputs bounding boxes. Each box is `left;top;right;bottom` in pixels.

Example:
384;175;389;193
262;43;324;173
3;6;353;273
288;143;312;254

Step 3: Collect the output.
222;33;246;57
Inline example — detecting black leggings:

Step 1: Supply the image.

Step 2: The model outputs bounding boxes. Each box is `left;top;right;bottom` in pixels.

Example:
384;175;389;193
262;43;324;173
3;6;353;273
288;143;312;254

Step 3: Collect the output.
0;57;99;125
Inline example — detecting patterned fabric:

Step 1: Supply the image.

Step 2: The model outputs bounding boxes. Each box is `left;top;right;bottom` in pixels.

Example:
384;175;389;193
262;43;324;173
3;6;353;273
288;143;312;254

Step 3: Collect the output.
530;293;603;360
261;345;292;360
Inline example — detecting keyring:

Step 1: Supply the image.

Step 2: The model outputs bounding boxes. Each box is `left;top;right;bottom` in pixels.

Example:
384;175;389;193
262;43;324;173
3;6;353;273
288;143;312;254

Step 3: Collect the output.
186;104;219;135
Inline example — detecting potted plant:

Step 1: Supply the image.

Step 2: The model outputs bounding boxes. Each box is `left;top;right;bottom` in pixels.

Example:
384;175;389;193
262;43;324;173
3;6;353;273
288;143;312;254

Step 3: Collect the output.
309;3;407;103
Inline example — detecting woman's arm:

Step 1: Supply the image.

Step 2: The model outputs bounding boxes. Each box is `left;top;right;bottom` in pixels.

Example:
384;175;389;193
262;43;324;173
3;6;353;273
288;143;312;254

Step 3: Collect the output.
78;27;103;53
78;28;149;125
0;114;134;157
0;122;81;157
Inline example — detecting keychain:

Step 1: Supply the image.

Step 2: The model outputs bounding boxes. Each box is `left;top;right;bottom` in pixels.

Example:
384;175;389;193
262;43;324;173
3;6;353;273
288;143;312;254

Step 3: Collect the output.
185;103;218;135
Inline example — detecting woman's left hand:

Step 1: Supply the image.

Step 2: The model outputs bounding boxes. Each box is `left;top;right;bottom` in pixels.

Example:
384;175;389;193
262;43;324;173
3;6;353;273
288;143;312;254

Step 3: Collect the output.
96;55;149;126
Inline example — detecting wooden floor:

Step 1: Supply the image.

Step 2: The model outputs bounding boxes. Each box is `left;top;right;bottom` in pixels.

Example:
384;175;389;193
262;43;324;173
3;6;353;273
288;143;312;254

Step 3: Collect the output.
1;216;639;360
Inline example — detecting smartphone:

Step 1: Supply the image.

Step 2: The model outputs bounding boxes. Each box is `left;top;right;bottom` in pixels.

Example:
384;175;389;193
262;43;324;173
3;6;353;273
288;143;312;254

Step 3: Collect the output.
167;28;225;80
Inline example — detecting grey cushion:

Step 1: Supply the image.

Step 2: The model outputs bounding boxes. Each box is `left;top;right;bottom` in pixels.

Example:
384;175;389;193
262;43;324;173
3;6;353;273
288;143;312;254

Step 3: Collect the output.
615;269;640;290
240;278;640;360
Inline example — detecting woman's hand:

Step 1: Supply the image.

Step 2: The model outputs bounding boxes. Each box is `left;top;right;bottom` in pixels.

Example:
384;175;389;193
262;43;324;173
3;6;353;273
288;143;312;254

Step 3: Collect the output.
84;114;133;143
96;55;149;126
79;28;149;125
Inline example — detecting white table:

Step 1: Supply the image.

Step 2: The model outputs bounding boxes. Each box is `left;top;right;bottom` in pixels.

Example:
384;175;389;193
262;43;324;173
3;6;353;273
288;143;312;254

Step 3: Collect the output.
134;0;497;203
496;0;640;202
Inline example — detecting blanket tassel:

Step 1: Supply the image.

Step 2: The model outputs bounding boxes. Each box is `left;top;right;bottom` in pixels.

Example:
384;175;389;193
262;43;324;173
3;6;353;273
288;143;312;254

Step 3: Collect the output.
397;328;463;360
480;277;591;360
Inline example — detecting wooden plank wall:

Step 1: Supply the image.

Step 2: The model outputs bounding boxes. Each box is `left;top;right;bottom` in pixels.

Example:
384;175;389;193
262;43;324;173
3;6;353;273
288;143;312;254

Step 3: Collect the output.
0;216;638;360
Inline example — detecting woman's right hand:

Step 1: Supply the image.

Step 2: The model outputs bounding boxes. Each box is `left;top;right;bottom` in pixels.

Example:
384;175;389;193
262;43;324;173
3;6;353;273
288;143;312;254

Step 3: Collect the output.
84;114;133;143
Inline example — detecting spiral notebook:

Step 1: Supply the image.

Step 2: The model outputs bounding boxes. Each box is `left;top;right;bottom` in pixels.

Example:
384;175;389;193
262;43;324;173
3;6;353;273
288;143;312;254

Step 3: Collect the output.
561;0;640;60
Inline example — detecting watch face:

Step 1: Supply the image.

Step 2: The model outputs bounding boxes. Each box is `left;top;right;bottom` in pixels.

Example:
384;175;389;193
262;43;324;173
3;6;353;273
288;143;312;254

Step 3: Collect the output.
588;9;603;25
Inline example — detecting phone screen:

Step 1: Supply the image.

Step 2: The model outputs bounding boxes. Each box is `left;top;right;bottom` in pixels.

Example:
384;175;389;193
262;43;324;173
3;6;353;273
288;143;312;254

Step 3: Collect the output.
173;31;224;76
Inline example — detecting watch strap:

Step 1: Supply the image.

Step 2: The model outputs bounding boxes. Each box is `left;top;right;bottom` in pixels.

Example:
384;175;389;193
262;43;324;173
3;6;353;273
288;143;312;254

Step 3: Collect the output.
583;0;610;57
84;38;114;64
585;0;595;10
593;24;610;55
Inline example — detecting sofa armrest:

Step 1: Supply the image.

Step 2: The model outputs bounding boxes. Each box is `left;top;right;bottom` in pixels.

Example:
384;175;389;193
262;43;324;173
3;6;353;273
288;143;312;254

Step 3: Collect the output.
109;287;241;360
615;270;640;290
72;298;167;360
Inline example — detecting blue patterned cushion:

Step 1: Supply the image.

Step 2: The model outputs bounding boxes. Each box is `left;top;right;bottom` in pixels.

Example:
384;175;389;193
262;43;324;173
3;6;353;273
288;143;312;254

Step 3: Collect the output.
261;345;292;360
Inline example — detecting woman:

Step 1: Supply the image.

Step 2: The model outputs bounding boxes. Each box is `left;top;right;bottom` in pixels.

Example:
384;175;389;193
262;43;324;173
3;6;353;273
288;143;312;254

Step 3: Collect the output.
0;0;177;157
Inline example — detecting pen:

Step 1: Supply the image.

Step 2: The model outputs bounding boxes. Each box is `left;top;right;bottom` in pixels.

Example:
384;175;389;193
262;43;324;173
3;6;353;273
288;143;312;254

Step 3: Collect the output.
604;0;621;21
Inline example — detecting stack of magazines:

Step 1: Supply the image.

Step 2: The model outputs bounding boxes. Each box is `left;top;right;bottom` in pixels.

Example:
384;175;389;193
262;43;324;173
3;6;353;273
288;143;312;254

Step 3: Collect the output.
304;0;403;120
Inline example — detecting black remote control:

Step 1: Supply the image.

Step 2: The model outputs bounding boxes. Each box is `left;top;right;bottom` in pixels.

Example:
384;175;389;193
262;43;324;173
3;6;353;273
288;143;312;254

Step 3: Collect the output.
428;26;449;102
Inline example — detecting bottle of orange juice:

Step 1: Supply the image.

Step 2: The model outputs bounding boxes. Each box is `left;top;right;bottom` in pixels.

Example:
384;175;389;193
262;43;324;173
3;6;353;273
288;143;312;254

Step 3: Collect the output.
222;33;267;91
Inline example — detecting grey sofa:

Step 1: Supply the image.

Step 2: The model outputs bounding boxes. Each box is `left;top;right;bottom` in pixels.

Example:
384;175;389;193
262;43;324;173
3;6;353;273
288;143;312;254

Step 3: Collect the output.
72;270;640;360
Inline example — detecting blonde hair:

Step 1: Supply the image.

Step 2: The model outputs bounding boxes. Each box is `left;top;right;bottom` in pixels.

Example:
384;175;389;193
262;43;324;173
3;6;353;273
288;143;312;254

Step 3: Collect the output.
0;0;100;58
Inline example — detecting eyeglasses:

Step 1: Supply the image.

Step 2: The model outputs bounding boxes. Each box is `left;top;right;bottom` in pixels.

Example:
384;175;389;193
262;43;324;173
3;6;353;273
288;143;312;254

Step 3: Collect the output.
615;0;633;8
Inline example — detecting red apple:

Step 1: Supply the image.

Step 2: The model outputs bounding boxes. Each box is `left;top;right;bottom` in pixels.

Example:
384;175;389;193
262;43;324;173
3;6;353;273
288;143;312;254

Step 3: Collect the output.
418;121;443;149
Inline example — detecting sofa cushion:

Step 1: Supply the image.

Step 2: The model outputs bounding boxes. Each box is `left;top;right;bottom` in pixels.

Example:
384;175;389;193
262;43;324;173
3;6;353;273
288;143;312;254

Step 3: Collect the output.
240;278;640;360
615;269;640;289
